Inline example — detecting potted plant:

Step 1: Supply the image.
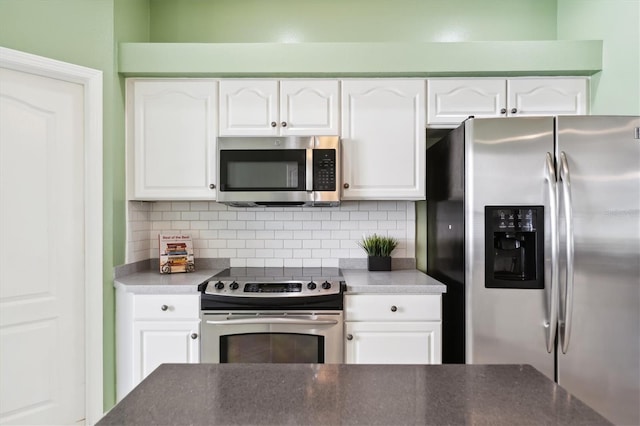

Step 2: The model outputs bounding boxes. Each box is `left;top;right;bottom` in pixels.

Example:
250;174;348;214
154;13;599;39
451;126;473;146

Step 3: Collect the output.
357;233;398;271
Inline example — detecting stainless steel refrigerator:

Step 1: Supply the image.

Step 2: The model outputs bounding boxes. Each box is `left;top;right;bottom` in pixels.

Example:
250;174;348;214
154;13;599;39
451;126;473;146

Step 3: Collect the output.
426;116;640;425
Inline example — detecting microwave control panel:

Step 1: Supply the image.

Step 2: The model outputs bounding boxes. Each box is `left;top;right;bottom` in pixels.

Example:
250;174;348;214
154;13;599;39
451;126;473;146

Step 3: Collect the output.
313;149;336;191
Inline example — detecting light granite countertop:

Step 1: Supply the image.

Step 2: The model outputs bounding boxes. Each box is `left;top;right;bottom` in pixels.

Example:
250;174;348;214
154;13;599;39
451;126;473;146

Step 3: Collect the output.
114;268;446;295
97;363;611;426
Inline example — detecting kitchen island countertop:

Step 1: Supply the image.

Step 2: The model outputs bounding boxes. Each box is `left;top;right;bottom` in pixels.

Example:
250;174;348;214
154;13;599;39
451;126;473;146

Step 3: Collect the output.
97;363;611;426
114;268;446;295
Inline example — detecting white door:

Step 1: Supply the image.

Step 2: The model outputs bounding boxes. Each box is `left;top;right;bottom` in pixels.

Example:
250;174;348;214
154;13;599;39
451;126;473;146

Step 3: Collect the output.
0;67;86;424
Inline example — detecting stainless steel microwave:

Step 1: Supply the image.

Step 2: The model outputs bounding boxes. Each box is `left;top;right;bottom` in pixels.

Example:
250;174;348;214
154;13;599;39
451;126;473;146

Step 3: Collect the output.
216;136;340;207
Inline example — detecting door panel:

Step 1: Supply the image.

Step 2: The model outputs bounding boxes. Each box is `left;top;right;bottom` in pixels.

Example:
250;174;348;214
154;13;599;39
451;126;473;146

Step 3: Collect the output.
556;116;640;426
0;68;85;424
466;117;556;380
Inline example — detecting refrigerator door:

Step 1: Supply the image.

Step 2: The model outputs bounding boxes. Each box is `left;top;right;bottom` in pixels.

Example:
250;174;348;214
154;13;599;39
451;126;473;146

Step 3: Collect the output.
465;117;556;379
556;116;640;426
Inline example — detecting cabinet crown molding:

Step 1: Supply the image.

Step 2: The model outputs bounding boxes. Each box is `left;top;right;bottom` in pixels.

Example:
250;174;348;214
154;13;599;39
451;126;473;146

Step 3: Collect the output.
118;41;602;77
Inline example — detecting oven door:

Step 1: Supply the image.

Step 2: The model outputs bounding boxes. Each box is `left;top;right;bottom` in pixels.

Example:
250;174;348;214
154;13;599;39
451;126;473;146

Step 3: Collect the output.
200;311;343;364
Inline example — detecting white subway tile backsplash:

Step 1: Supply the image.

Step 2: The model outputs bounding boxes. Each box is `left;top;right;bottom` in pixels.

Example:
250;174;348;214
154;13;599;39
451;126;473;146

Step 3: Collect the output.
283;240;302;249
125;200;416;266
284;258;303;267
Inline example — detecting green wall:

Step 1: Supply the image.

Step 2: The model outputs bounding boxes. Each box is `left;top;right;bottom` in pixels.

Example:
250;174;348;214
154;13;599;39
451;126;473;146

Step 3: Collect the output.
558;0;640;115
148;0;558;42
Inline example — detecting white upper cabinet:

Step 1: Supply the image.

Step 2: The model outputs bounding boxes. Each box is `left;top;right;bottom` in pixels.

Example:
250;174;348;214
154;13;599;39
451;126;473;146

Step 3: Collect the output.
427;77;588;127
341;79;426;200
127;79;218;200
219;79;340;136
507;78;588;117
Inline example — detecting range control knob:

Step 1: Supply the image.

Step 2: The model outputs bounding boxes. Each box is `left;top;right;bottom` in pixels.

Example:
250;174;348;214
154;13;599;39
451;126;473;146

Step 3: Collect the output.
321;281;332;290
307;282;317;290
230;281;239;290
214;281;225;290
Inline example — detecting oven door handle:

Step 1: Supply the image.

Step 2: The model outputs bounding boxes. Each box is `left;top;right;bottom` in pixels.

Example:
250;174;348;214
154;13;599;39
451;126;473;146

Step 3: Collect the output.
205;317;339;325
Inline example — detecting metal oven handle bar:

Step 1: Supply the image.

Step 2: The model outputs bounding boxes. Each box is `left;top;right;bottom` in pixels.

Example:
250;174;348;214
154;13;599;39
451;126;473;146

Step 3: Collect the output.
206;317;339;326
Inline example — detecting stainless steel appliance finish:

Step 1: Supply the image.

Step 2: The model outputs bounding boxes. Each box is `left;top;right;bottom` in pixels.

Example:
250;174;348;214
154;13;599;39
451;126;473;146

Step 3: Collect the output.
216;136;340;207
427;116;640;425
200;311;344;363
199;268;345;364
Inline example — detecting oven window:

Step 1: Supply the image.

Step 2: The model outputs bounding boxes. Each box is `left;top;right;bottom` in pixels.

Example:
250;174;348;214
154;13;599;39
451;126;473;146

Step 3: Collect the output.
220;333;325;363
220;150;306;191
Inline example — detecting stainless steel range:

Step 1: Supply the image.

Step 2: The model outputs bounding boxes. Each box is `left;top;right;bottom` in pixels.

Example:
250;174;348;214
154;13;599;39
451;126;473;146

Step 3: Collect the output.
198;268;345;364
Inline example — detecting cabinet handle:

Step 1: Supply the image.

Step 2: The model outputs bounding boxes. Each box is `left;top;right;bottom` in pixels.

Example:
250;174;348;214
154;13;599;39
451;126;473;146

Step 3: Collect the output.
160;305;169;311
209;184;216;189
511;108;518;114
343;183;350;189
346;334;354;341
281;121;287;127
271;121;277;127
390;305;398;312
500;108;507;114
190;333;198;340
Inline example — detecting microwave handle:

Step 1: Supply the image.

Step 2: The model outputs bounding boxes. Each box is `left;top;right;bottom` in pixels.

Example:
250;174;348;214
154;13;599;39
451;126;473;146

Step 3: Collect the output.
306;148;313;192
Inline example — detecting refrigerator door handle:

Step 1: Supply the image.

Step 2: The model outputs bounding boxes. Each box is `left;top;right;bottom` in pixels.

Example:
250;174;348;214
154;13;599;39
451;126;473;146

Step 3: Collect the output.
544;152;560;354
559;151;575;354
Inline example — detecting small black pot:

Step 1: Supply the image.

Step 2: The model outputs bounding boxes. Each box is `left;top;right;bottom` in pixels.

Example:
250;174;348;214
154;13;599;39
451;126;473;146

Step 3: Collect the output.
367;256;391;271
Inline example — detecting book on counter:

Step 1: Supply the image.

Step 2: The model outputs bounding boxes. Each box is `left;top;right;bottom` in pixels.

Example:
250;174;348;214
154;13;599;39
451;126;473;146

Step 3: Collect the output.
159;234;195;274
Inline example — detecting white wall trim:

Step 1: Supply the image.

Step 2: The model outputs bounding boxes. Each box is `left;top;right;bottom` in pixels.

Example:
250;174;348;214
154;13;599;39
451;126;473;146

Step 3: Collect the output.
0;46;104;424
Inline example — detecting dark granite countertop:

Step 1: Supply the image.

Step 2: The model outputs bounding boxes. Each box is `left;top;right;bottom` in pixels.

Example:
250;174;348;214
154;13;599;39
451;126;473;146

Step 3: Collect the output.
97;363;610;426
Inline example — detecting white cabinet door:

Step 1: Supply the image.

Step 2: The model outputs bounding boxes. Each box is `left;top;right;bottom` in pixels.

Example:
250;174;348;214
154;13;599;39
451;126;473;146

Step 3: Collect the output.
219;80;279;136
341;79;426;200
132;321;200;384
345;321;441;364
128;79;218;200
427;78;589;126
219;79;339;136
116;291;200;401
507;78;588;116
427;79;506;126
279;80;340;135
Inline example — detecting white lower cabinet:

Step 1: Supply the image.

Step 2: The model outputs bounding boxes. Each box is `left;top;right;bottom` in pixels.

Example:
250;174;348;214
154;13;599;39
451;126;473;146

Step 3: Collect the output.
116;291;200;401
344;294;442;364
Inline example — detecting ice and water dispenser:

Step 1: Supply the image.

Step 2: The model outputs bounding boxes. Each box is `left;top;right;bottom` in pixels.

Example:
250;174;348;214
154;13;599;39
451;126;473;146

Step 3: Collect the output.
484;206;544;289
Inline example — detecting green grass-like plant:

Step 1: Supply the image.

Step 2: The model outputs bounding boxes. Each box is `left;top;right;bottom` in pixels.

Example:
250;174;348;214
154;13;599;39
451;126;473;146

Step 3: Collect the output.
357;234;399;257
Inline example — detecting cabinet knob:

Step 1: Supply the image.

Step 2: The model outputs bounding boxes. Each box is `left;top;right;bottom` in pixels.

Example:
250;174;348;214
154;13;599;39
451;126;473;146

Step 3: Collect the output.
343;183;350;189
209;184;216;189
271;121;277;127
390;305;398;312
346;334;354;341
160;305;169;311
511;108;518;114
500;108;507;114
281;121;287;127
191;333;198;340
